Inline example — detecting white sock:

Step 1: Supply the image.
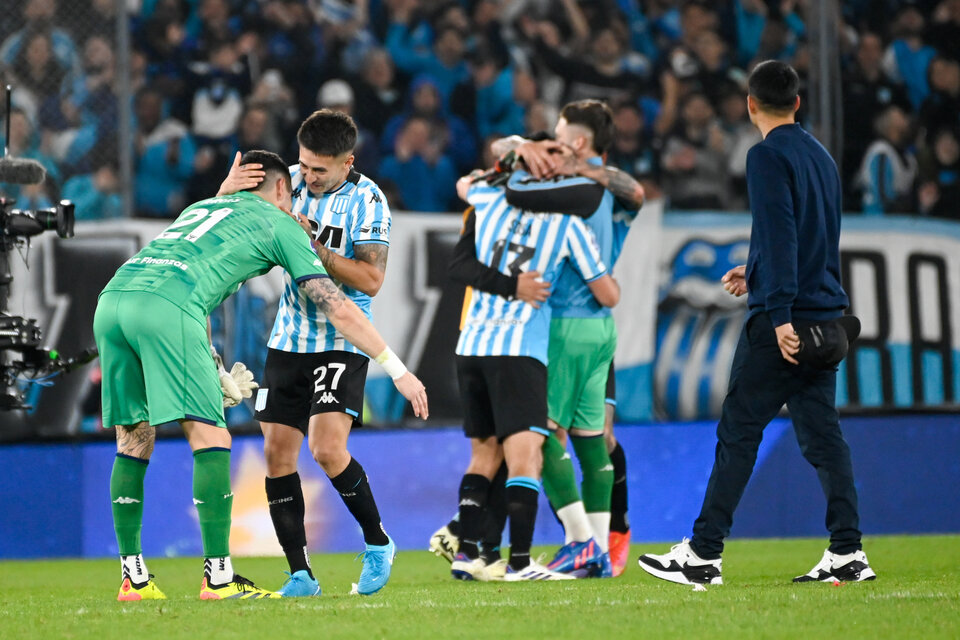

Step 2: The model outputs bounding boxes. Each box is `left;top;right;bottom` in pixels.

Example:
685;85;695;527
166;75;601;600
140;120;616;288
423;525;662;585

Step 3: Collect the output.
120;554;149;584
588;512;611;553
556;501;593;544
204;556;234;585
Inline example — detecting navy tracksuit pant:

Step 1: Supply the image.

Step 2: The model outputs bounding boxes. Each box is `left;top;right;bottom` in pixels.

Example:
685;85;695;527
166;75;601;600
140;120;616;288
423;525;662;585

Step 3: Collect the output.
690;312;863;559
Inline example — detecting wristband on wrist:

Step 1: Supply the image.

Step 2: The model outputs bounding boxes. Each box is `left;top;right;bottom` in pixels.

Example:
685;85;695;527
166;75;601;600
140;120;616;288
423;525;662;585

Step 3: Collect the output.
375;347;408;380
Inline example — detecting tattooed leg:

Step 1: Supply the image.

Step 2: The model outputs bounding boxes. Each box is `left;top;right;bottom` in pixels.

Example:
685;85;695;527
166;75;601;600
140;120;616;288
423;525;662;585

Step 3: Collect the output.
116;422;156;460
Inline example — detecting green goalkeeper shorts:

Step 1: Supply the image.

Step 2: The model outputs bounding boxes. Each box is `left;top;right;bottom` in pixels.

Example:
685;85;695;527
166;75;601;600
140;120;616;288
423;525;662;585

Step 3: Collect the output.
547;316;617;432
94;290;226;429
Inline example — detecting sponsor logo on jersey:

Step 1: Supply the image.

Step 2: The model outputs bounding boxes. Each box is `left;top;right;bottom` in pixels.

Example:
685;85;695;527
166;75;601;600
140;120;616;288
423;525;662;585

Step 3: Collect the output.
113;496;141;504
360;226;387;235
369;192;382;204
316;392;339;404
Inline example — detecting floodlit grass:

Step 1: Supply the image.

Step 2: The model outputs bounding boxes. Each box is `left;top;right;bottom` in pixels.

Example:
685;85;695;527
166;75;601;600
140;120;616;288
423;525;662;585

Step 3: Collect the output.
0;535;957;639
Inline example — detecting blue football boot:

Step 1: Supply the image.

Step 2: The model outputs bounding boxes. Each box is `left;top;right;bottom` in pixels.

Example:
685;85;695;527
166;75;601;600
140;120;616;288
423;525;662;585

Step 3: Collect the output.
277;570;321;597
546;538;603;576
356;536;396;595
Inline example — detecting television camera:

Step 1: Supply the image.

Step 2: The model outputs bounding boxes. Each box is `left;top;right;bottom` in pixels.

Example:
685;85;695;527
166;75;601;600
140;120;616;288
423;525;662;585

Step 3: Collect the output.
2;85;95;411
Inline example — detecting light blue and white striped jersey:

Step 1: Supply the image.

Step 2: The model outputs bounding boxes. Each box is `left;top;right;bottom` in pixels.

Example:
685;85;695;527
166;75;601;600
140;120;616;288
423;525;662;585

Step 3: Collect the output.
268;166;390;354
456;176;607;364
548;158;638;319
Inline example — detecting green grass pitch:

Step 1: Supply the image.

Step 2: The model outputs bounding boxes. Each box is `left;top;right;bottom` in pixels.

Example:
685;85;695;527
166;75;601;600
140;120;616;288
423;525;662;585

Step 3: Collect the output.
1;535;957;640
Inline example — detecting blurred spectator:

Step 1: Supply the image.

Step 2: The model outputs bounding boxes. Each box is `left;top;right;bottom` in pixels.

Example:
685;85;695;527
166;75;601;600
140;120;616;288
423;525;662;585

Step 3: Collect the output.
661;92;730;210
47;34;120;176
857;105;917;215
717;87;762;208
61;154;123;220
74;0;118;45
918;57;960;138
316;78;380;176
523;16;651;105
927;0;960;63
385;8;470;104
689;30;745;105
246;68;299;152
451;46;527;142
381;75;476;173
9;27;67;107
0;0;78;72
188;0;245;60
378;116;457;212
917;127;960;219
187;39;249;143
133;87;195;217
842;31;912;205
607;99;660;193
734;0;805;67
352;47;406;137
0;106;59;207
882;5;937;109
315;0;378;75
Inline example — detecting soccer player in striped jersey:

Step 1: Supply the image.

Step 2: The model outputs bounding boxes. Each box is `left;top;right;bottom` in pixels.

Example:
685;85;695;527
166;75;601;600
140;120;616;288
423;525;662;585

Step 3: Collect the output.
433;112;645;578
97;150;426;601
505;102;643;578
446;165;620;582
216;111;398;597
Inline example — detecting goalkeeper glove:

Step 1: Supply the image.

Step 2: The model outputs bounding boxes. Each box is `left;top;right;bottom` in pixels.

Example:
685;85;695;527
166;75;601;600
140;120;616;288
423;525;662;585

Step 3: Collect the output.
213;350;258;408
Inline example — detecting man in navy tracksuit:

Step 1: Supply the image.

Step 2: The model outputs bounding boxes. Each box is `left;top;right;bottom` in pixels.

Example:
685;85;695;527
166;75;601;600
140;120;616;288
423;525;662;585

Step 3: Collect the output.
638;61;876;585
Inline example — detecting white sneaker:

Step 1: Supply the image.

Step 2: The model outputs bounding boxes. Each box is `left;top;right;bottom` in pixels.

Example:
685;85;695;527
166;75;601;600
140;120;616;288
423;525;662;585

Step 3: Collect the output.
451;553;486;581
503;561;576;581
429;525;459;563
637;538;723;585
794;549;876;583
479;559;508;582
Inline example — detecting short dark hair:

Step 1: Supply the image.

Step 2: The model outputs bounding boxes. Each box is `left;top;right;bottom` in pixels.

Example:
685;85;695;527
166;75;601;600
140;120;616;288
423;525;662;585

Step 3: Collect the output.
240;149;291;194
748;60;799;113
296;109;358;157
559;99;615;154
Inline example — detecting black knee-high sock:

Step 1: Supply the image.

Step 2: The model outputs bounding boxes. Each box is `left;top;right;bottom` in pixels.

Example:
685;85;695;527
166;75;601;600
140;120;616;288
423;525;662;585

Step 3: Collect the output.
265;472;313;578
609;443;630;533
457;473;490;560
330;458;389;546
505;479;539;571
480;463;507;563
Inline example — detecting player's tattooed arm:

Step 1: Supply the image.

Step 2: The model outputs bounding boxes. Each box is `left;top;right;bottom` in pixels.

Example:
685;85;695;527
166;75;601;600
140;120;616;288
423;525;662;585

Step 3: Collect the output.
116;424;156;459
310;241;388;297
490;135;528;158
576;162;646;211
300;277;349;316
354;242;389;275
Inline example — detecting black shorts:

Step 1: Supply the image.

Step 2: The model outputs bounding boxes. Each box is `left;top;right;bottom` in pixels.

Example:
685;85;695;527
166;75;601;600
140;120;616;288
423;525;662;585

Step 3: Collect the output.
605;358;616;405
455;355;547;442
254;348;368;433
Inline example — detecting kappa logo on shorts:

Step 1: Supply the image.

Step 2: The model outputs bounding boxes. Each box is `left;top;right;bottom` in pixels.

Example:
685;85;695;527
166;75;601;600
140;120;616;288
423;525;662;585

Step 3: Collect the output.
316;392;339;405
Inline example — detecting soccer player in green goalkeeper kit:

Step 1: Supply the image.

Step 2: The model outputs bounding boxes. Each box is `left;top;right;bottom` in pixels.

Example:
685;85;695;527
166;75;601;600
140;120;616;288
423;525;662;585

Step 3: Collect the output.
95;150;427;601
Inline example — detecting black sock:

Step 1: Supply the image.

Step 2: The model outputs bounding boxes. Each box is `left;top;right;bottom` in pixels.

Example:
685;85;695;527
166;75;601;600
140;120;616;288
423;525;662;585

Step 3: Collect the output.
265;472;313;578
609;442;630;533
329;458;389;546
506;482;539;571
480;463;507;563
457;473;490;560
446;516;461;537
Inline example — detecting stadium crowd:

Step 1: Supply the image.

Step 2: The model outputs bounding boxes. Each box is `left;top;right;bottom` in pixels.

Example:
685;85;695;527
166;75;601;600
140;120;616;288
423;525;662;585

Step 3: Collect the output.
1;0;959;218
